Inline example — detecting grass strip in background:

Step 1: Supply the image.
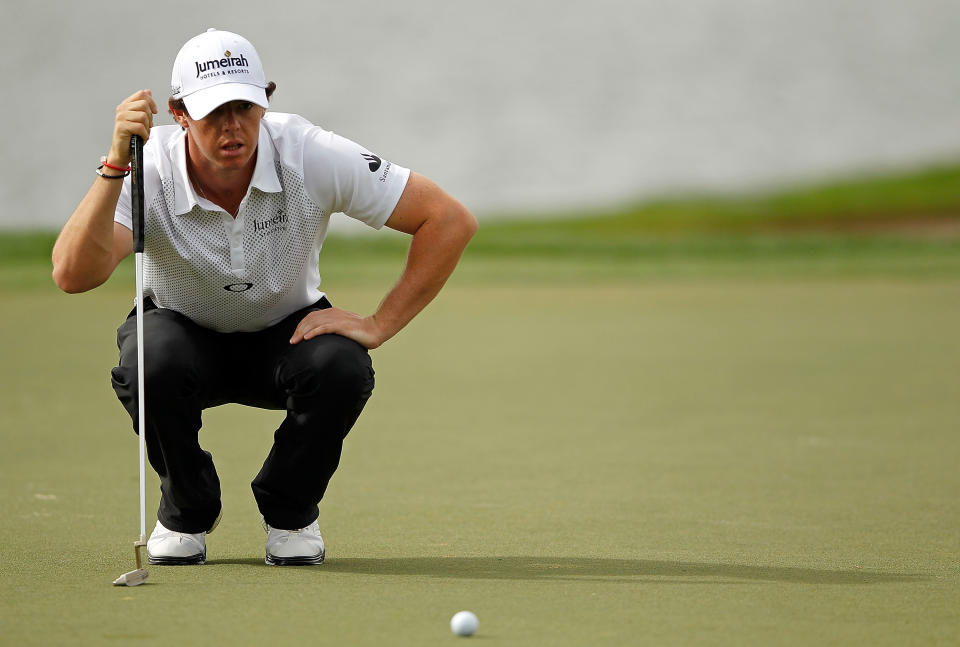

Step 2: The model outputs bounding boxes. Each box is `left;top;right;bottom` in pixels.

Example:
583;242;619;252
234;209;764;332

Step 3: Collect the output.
491;160;960;234
4;161;960;292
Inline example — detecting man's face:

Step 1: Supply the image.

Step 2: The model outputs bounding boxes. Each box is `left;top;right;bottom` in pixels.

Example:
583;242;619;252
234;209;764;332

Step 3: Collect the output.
181;100;266;171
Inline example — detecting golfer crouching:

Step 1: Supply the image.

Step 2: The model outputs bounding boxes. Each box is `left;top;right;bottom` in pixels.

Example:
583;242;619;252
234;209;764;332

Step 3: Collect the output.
52;28;475;566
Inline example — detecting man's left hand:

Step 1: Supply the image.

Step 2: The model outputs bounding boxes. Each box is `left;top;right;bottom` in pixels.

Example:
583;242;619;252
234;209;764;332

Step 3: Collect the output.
290;307;385;349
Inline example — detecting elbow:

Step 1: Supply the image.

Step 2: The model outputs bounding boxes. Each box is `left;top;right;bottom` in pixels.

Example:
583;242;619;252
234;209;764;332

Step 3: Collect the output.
52;267;85;293
423;199;476;247
463;208;479;240
453;203;478;243
51;263;102;294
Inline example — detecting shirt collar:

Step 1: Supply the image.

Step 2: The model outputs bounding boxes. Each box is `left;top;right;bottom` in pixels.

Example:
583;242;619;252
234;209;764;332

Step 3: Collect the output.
171;121;282;216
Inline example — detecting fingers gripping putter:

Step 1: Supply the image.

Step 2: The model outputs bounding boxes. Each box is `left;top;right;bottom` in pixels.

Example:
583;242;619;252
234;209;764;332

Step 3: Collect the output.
114;135;149;587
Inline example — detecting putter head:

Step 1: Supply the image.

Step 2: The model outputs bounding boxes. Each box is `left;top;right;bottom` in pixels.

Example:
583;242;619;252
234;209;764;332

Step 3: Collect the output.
113;537;150;586
113;569;149;586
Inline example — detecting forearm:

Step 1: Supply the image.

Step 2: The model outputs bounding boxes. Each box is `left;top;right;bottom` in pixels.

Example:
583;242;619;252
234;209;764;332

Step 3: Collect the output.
53;90;155;293
52;178;125;292
371;205;476;344
289;175;477;350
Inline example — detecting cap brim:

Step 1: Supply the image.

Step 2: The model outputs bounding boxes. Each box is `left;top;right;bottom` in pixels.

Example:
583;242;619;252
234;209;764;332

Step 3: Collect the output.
182;83;269;120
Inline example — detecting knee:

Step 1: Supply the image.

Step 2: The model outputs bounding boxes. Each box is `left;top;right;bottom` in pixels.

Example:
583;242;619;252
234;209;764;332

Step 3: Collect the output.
111;334;197;432
115;313;200;396
141;347;193;394
284;335;375;400
311;336;374;397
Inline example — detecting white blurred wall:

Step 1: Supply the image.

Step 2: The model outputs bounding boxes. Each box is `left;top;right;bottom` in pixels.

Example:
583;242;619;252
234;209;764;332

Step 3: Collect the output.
1;0;958;230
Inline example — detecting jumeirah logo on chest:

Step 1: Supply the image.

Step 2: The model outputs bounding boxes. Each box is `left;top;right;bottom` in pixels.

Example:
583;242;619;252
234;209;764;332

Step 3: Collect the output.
253;209;287;236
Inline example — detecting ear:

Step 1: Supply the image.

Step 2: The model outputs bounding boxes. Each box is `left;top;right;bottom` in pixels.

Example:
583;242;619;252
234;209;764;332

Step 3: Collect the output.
168;101;190;129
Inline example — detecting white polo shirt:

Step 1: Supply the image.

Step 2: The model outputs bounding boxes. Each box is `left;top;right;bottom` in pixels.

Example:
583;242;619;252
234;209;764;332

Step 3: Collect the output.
114;112;410;333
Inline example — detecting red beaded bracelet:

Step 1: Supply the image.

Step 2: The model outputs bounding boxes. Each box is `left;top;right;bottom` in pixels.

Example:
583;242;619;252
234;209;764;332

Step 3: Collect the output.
100;156;131;172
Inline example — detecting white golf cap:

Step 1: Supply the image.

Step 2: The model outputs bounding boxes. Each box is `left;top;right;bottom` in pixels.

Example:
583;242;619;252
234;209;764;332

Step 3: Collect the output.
171;28;268;120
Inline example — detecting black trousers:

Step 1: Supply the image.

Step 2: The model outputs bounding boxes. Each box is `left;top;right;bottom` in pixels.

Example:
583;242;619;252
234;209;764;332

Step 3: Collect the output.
110;298;375;533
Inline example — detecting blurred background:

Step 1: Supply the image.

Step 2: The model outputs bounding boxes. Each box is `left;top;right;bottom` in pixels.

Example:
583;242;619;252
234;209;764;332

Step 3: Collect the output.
2;0;959;230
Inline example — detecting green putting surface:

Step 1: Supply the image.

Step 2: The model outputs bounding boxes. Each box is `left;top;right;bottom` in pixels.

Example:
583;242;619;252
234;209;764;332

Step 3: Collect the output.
2;249;958;644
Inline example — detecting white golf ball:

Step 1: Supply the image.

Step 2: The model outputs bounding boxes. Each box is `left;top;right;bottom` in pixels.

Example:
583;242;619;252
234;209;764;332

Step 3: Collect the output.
450;610;479;636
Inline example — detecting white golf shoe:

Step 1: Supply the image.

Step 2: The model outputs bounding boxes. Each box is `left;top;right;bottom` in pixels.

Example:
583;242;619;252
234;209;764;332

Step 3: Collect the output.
146;520;207;565
264;519;325;566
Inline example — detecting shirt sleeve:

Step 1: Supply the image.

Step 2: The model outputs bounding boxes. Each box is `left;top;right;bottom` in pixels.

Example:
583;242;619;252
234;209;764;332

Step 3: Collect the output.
301;128;410;230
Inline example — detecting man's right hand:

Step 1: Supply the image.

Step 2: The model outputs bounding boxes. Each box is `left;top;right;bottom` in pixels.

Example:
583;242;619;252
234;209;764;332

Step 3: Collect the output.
106;90;158;168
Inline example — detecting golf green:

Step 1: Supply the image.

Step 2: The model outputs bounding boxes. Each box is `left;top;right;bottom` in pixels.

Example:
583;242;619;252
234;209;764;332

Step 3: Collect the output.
1;262;958;645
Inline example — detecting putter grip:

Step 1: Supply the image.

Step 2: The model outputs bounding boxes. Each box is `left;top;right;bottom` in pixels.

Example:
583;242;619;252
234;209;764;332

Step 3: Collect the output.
130;135;145;254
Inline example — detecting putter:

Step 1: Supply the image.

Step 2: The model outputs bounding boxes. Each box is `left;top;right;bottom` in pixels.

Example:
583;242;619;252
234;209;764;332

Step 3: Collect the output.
114;134;149;587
